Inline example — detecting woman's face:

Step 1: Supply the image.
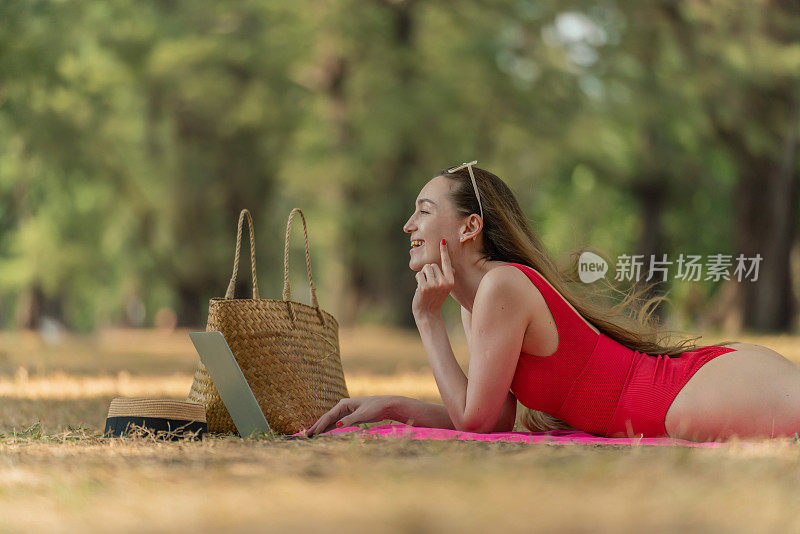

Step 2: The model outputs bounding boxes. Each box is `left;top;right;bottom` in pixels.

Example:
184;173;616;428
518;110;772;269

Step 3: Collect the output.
402;176;458;271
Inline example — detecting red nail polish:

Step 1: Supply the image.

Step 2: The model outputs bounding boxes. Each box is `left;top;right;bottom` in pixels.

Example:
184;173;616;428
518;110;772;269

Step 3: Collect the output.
441;239;446;246
336;421;343;427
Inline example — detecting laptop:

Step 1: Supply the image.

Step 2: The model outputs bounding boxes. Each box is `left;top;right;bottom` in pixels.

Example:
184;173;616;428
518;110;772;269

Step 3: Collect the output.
189;331;277;438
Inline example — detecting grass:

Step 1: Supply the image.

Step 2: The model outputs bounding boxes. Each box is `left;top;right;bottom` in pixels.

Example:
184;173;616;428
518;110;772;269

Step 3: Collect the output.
0;326;799;533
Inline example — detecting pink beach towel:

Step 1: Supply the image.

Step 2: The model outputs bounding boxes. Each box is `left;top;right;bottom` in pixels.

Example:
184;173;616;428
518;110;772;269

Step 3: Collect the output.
294;423;780;448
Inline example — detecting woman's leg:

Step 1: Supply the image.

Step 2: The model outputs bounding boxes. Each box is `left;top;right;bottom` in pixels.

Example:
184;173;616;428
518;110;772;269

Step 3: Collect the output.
665;343;800;441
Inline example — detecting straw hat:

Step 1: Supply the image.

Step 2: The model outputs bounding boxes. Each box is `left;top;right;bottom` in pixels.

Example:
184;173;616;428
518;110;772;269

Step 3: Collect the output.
104;397;207;440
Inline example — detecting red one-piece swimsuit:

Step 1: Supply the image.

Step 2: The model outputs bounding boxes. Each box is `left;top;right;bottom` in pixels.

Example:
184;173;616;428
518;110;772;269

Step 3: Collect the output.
503;263;738;438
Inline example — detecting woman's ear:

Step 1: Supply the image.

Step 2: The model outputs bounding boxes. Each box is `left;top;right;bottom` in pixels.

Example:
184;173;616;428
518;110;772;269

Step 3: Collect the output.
459;214;482;243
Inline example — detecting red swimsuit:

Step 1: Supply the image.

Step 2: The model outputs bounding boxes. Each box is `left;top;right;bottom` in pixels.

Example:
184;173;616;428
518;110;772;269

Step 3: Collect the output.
504;263;737;438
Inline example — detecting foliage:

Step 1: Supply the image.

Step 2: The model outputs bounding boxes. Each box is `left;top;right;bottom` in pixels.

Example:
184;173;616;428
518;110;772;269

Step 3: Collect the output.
1;0;798;330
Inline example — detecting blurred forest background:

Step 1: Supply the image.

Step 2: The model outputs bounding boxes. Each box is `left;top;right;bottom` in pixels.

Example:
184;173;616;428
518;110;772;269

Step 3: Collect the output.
1;0;799;334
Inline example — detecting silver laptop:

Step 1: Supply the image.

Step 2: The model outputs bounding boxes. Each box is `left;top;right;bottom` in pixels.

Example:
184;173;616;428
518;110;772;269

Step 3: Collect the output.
189;331;273;438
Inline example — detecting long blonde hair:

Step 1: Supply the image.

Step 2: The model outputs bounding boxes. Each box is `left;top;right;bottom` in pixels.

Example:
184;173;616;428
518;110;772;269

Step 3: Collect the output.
439;166;736;433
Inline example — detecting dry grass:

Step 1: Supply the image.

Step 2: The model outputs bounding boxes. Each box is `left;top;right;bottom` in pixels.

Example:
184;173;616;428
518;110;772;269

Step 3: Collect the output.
0;327;799;533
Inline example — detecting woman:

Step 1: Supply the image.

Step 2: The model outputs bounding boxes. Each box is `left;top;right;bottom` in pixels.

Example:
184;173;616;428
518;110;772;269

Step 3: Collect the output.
302;162;800;442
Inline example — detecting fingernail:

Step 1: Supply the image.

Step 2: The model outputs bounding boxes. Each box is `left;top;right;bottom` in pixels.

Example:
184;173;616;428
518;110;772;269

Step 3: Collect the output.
336;421;343;427
441;239;446;246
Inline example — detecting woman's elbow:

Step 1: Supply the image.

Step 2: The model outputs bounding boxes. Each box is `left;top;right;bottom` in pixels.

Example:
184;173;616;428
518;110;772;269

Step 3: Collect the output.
460;408;515;433
458;414;499;434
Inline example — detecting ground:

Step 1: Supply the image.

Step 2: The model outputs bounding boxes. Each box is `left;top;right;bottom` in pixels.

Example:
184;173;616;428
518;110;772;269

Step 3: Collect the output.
1;327;799;533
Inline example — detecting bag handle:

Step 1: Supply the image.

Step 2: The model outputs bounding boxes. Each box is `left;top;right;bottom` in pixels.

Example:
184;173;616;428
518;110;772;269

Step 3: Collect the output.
224;209;260;299
282;208;322;315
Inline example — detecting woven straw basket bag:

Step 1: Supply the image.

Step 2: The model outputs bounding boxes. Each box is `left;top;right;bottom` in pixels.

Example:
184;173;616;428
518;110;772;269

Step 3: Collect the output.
187;208;350;434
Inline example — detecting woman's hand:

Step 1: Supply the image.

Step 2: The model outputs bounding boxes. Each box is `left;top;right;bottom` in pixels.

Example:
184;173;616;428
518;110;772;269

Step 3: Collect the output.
301;395;398;437
412;239;455;320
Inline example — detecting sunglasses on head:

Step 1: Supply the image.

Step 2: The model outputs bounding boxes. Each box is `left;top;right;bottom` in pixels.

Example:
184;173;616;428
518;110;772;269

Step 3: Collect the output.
445;160;483;221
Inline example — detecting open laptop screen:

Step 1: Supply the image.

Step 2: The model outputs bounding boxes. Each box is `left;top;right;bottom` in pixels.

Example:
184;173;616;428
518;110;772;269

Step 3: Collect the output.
189;331;272;437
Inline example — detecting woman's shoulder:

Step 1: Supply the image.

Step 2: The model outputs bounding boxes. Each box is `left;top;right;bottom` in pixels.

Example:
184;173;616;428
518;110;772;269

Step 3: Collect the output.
482;263;539;288
472;264;557;348
477;263;545;309
495;263;602;336
481;262;532;286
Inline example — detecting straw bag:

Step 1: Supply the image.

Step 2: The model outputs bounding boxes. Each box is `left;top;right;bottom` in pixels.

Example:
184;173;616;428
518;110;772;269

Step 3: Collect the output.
187;208;350;434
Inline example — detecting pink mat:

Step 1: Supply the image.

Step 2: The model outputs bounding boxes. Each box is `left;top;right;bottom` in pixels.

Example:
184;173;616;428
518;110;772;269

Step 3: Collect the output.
294;423;767;448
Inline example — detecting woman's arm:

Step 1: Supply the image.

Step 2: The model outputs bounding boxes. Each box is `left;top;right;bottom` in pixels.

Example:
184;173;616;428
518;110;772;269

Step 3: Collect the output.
390;395;517;432
388;397;456;429
461;305;517;432
414;255;528;433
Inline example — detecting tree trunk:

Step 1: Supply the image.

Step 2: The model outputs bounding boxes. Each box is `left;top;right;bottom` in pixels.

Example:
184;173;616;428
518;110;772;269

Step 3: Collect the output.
373;0;419;327
318;46;359;325
336;0;419;326
380;144;421;328
734;141;799;332
176;282;207;328
15;284;64;329
631;177;669;324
